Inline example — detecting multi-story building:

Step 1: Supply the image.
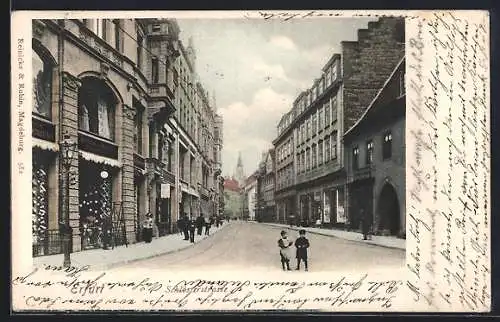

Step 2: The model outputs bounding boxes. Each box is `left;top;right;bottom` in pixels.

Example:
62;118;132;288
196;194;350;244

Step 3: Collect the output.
31;18;223;257
256;149;276;223
344;58;405;237
274;112;295;224
272;17;404;230
241;171;258;221
223;177;243;220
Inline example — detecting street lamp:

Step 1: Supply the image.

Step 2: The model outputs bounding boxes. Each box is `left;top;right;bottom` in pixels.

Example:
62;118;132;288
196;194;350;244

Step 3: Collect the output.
60;134;78;268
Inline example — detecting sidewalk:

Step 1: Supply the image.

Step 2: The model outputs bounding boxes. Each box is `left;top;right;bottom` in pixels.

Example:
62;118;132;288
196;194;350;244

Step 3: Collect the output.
257;222;405;250
33;223;230;270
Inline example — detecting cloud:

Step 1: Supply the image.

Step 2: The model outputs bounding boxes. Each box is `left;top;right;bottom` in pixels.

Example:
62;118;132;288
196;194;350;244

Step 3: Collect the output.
269;35;297;51
219;88;293;172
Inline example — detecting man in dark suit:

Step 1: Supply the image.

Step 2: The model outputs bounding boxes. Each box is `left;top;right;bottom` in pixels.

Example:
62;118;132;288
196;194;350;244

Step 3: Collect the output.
182;213;190;241
189;218;196;243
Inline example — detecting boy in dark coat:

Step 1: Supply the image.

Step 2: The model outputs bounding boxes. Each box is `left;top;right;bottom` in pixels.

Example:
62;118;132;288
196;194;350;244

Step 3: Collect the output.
295;229;310;271
188;219;196;243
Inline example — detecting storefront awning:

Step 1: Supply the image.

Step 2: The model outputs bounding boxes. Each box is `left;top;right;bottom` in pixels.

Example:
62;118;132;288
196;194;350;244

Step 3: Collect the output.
79;150;121;168
32;138;59;152
181;184;199;198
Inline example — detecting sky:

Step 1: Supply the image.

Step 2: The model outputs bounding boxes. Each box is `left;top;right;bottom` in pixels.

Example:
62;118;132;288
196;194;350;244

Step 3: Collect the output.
177;17;376;179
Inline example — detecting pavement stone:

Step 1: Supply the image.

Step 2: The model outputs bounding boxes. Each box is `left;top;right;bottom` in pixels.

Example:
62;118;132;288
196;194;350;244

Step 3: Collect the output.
255;222;405;250
32;223;230;270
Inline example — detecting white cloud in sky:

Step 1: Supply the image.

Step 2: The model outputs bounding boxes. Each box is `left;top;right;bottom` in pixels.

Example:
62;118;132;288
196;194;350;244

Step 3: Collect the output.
177;17;377;177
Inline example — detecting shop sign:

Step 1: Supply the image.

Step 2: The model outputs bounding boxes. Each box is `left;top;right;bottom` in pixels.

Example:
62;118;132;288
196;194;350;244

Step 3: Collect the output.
161;184;170;199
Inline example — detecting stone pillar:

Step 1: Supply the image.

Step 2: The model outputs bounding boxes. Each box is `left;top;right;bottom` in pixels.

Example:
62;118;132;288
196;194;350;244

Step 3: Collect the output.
60;71;82;252
122;104;137;244
173;132;180;222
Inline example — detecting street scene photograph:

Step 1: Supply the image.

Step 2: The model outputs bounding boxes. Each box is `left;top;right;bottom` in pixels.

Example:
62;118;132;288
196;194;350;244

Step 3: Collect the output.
30;14;406;274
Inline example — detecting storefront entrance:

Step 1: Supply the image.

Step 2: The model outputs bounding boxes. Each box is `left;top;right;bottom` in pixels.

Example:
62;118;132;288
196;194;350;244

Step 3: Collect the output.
377;183;400;235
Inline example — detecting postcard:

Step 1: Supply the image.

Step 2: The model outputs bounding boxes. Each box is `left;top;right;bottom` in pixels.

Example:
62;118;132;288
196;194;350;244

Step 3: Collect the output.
10;10;490;312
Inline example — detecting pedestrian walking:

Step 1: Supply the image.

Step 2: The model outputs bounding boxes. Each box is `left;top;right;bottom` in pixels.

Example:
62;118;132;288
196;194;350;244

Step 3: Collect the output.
205;216;212;236
142;213;154;243
189;218;196;243
177;216;185;238
196;214;204;235
278;230;293;271
295;229;310;271
360;209;372;240
182;213;190;241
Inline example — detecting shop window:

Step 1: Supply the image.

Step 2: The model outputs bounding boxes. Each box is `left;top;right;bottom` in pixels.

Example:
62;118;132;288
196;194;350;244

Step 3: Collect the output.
32;157;50;252
352;146;359;170
366;140;374;165
78;77;116;141
32;46;52;120
383;131;393;160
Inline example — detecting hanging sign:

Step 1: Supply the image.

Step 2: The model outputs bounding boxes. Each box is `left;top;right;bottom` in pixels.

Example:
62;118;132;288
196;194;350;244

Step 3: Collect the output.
161;184;170;199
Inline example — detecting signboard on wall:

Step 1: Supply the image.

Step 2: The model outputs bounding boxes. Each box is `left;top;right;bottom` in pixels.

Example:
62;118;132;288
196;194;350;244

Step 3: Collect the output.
161;184;170;199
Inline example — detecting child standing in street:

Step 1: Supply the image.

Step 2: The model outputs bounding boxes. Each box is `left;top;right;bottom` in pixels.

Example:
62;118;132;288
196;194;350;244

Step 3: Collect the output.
278;230;293;271
295;229;310;271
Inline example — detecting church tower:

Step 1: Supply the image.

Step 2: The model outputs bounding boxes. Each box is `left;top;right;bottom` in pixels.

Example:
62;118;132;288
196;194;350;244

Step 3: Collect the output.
234;151;245;186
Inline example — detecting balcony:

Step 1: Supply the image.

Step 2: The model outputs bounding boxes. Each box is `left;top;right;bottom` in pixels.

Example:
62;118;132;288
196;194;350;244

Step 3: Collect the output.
78;131;118;159
133;153;146;171
199;185;210;200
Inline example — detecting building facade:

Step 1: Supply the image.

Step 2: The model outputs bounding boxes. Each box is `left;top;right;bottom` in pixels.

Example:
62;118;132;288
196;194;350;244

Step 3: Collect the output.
271;17;405;231
223;177;243;220
256;149;276;223
31;18;223;257
344;58;405;237
241;171;258;221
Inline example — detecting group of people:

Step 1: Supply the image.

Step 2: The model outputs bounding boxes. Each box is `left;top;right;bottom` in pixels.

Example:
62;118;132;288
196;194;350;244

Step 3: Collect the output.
277;229;310;271
177;214;221;243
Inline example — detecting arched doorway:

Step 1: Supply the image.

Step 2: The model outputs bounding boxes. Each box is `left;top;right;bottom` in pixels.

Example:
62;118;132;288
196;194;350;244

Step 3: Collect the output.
377;183;400;235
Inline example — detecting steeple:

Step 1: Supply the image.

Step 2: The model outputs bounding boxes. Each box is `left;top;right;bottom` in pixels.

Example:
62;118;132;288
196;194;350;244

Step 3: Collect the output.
234;151;245;186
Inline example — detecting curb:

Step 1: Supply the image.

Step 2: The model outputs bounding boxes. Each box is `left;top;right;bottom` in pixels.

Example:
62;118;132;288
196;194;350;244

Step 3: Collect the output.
256;222;405;251
104;225;229;270
35;224;230;271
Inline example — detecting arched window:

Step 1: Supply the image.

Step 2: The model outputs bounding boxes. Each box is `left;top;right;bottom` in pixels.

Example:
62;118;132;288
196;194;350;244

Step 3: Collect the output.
78;77;117;141
32;46;52;119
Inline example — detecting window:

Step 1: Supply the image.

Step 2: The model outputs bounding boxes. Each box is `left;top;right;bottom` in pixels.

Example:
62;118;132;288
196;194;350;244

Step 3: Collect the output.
113;20;122;52
152;24;161;32
158;133;164;162
300;124;305;143
366;140;374;165
101;19;108;40
78;78;116;141
318;106;323;130
137;34;143;69
324;103;330;126
353;146;359;170
332;132;338;159
331;63;337;83
32;47;52;119
151;57;159;83
318;140;323;165
383;131;393;160
134;105;143;154
306;148;311;171
312;144;317;168
306;119;311;139
331;96;338;123
324;135;330;161
301;152;306;173
312;113;318;136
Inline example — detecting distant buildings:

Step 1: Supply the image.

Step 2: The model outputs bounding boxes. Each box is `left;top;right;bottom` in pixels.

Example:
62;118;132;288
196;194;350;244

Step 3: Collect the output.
270;17;405;236
256;149;276;223
223;177;243;219
241;171;258;221
31;18;223;257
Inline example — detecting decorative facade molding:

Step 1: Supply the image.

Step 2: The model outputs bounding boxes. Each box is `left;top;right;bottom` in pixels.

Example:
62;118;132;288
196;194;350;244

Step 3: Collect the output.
123;104;136;120
61;71;82;91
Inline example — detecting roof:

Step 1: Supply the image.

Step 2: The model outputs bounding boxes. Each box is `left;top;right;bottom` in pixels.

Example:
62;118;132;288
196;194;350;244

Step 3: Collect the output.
223;177;241;192
344;57;405;137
